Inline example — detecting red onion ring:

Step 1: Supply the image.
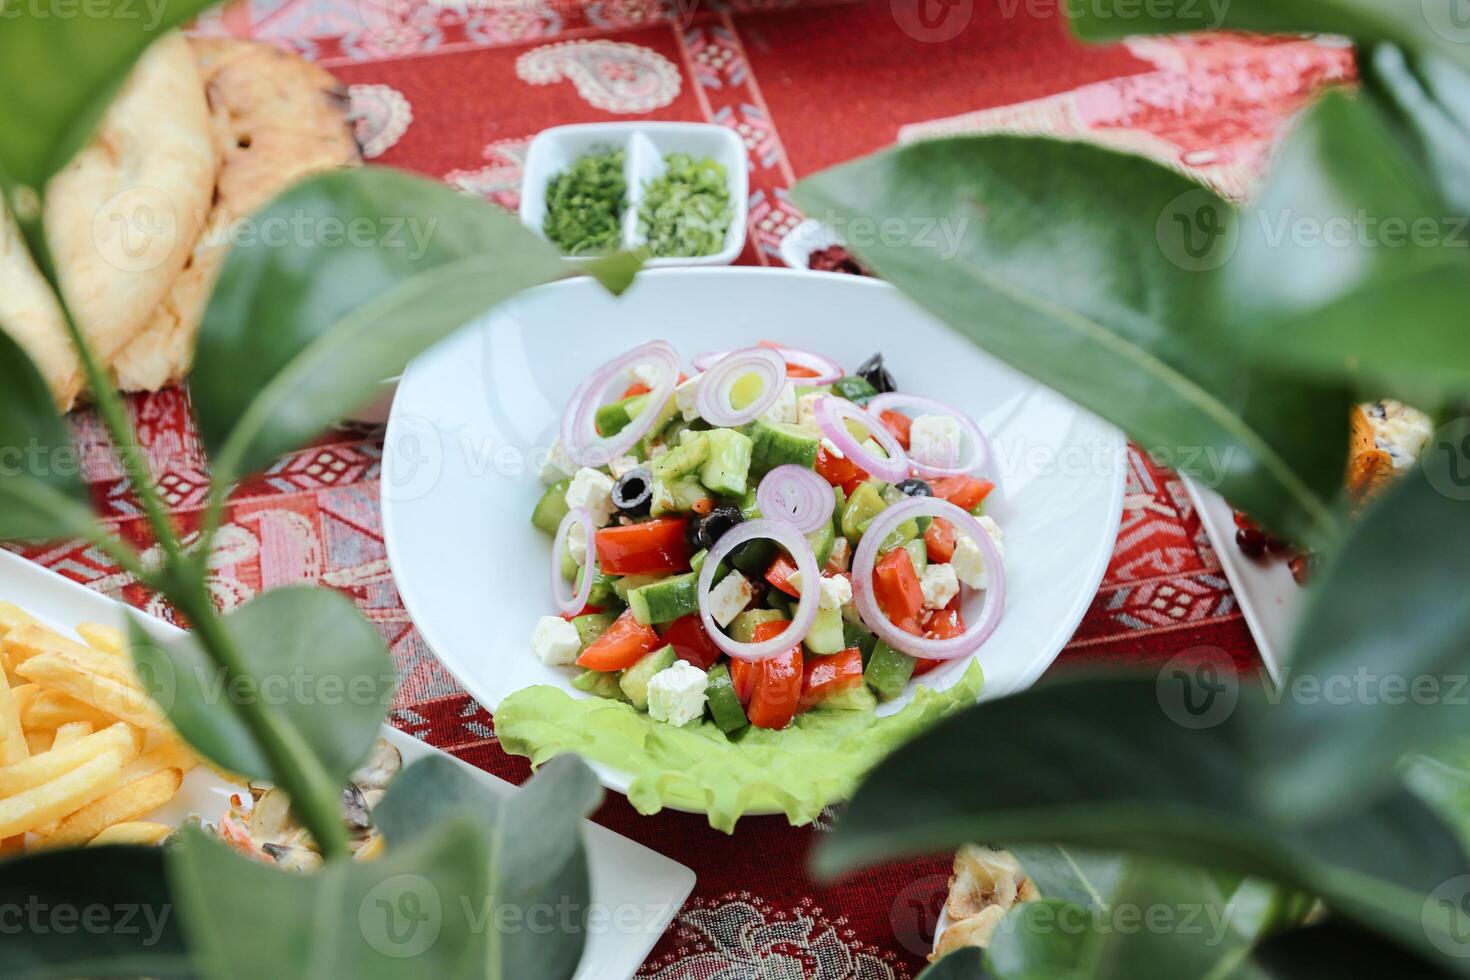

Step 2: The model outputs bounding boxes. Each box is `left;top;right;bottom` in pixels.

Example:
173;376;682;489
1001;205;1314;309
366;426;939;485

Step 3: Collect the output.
561;341;680;467
692;345;843;385
551;507;596;615
814;396;909;482
698;519;820;662
851;497;1004;661
757;465;835;534
867;393;992;479
693;347;786;427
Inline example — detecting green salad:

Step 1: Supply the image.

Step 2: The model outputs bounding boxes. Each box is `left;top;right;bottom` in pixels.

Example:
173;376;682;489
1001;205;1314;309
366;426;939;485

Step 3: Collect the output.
501;341;1007;829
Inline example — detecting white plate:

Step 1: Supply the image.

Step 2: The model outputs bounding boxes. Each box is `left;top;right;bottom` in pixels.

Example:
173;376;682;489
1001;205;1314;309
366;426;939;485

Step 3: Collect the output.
1182;480;1300;681
381;268;1126;810
520;122;748;267
0;549;694;979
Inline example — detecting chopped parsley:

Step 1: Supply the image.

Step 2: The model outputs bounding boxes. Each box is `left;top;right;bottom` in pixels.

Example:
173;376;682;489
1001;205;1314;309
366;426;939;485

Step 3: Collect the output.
542;148;627;256
638;153;733;258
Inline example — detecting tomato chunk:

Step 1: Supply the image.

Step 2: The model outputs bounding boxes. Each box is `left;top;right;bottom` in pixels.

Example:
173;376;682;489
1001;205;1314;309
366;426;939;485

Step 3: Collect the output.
595;518;692;575
924;517;956;563
765;555;801;598
928;476;995;511
620;381;652;398
800;647;864;707
746;621;804;729
575;609;662;671
872;547;924;623
912;657;943;676
923;605;966;640
729;658;755;705
661;614;722;671
878;410;912;450
815;445;864;488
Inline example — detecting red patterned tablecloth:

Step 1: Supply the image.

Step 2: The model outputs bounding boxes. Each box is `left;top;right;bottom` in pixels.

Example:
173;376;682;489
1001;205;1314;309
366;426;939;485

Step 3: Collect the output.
7;5;1354;976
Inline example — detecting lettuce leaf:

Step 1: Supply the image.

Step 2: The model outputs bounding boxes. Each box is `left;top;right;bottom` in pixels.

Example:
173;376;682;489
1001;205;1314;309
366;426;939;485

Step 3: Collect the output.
495;662;984;833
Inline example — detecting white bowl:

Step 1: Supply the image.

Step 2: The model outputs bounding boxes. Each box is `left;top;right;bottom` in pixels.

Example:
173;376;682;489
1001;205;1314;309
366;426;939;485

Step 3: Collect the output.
778;217;845;271
381;269;1125;811
519;122;748;267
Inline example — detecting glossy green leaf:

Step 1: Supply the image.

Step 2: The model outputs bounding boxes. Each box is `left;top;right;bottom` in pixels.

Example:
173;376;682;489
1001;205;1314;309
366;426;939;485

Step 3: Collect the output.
1063;0;1470;74
168;817;490;979
192;168;574;480
918;947;987;979
1404;740;1470;853
0;845;191;978
1361;45;1470;215
1217;92;1470;403
377;754;602;980
0;330;92;540
815;676;1470;967
1256;450;1470;819
794;137;1351;544
128;586;393;783
0;1;214;195
1008;844;1122;909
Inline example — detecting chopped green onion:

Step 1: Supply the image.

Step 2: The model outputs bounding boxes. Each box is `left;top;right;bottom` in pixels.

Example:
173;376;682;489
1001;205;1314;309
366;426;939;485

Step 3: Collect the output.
543;148;627;256
638;153;733;258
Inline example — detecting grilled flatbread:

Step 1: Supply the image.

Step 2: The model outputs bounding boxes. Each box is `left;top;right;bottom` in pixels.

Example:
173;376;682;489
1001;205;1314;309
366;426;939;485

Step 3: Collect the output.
111;38;361;392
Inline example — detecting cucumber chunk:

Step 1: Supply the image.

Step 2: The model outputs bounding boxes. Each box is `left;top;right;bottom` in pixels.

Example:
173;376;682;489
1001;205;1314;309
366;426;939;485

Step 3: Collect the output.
612;574;661;601
744;418;820;473
730;608;784;643
832;375;879;405
571;612;616;649
814;683;878;711
531;478;572;535
864;639;916;701
840;481;887;544
843;620;878;663
807;520;836;569
803;606;846;655
572;668;626;700
903;538;929;576
651;475;711;517
704;664;748;733
627;572;700;625
700;428;754;496
595;395;640;438
619;645;677;710
652;433;709;481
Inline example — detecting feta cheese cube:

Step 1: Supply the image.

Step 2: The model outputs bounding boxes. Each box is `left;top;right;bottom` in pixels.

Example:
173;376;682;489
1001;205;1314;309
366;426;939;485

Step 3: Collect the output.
819;574;853;611
820;437;845;459
952;516;1004;589
762;382;798;425
608;455;640;480
919;563;960;610
646;661;708;727
674;376;702;421
706;571;754;628
567;521;588;565
909;414;962;470
536;437;576;485
797;392;824;433
531;615;581;666
565;467;616;527
631;363;664;389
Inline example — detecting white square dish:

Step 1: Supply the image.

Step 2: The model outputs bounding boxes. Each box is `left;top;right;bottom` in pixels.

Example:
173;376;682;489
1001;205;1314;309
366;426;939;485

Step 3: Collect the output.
519;122;748;267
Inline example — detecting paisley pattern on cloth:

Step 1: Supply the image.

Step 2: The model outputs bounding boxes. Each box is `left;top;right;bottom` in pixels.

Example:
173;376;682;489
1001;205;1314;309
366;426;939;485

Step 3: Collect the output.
348;84;414;159
516;39;682;113
445;139;530;211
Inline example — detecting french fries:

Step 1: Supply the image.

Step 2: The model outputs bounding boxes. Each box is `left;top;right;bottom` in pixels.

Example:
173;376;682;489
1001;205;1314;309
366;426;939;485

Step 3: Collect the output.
0;606;205;850
39;768;183;849
89;821;173;846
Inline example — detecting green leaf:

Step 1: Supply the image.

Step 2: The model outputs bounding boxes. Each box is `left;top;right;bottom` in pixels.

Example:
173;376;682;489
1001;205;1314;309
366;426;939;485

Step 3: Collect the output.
1253;920;1462;978
1008;844;1122;909
1217;92;1470;404
583;248;649;295
814;675;1470;968
0;330;91;540
1404;740;1470;853
918;947;987;979
192;168;575;480
0;2;214;195
168;817;491;979
793;137;1351;544
1255;451;1470;820
377;754;602;980
1062;0;1470;74
1361;45;1470;216
128;586;393;783
0;845;191;978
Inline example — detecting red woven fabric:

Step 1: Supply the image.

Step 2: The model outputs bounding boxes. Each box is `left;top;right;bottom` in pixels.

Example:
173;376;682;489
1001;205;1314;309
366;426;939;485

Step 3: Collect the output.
8;5;1354;975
